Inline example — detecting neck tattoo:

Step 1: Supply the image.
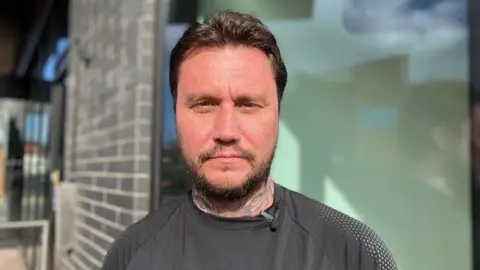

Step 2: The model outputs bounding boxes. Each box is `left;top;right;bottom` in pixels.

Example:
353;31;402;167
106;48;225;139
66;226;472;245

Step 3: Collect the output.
192;179;275;218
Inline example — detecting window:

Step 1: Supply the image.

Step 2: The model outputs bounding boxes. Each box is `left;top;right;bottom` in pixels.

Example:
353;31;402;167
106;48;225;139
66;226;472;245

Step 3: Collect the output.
161;1;471;269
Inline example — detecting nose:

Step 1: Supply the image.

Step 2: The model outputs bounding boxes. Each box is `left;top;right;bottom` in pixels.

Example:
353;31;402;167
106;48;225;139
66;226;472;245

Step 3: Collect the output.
212;104;240;144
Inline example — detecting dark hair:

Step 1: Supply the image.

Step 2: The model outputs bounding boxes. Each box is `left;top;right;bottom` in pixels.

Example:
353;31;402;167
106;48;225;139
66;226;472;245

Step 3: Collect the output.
169;10;288;103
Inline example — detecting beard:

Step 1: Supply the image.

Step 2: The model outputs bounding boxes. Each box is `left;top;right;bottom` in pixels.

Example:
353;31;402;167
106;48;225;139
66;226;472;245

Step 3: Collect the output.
181;142;276;203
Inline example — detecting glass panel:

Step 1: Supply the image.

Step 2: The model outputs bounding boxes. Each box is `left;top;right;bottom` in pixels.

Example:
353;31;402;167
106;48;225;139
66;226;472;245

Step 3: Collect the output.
161;58;190;202
0;99;25;223
163;1;471;269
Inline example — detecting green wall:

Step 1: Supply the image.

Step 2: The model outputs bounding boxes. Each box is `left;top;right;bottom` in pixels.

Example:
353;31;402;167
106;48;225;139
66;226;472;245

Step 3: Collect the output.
194;1;472;269
272;60;471;270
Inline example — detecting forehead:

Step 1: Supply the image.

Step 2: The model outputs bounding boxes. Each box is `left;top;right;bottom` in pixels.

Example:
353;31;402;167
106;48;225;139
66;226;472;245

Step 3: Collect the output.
177;47;276;96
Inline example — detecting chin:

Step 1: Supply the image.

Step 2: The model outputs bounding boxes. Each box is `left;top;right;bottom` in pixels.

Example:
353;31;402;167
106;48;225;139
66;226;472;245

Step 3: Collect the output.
204;170;249;189
191;166;269;201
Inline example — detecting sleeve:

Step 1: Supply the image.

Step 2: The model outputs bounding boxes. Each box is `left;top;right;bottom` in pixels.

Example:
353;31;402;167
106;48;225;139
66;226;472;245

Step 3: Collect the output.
101;239;123;270
352;222;398;270
101;227;136;270
371;238;398;270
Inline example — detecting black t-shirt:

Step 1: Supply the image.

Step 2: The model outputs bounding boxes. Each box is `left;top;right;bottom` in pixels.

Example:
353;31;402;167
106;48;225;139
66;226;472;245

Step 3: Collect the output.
102;184;397;270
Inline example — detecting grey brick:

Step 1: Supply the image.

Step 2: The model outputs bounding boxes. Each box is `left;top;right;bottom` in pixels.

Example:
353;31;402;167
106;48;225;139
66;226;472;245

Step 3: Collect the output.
91;82;108;104
136;177;150;193
137;159;149;173
123;1;143;19
122;103;136;122
78;226;92;240
74;251;97;269
70;258;83;270
97;145;118;157
79;201;92;212
94;205;116;221
95;91;118;108
139;35;153;52
104;224;123;239
119;212;133;226
137;84;152;102
93;235;112;251
134;197;149;211
89;133;108;146
115;125;135;140
132;69;152;84
86;162;104;172
136;122;151;138
75;162;88;171
76;149;95;159
98;112;118;129
96;176;118;189
79;241;104;264
62;260;74;269
75;177;92;185
76;188;86;196
124;21;138;66
120;79;134;94
107;128;121;141
106;97;120;112
139;55;153;68
84;189;103;201
106;194;134;209
85;215;102;229
138;141;150;156
121;142;135;156
106;160;134;173
139;105;151;120
76;210;86;224
120;178;134;192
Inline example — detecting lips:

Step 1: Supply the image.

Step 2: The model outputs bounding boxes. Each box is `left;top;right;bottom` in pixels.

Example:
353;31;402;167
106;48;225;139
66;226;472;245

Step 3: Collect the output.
199;147;254;164
211;152;243;159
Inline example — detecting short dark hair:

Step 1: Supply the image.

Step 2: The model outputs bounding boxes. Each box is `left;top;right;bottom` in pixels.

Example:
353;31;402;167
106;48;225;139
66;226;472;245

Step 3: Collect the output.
169;10;288;103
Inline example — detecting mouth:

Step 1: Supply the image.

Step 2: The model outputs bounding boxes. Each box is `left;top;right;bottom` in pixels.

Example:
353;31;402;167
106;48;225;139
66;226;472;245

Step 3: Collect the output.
208;153;245;163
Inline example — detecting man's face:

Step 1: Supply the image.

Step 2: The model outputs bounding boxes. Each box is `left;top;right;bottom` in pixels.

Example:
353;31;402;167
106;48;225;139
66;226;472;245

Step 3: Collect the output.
175;47;279;200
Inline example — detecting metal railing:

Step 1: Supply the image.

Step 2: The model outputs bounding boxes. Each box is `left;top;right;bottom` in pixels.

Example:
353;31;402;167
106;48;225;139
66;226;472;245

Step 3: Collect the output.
0;220;50;270
4;154;53;269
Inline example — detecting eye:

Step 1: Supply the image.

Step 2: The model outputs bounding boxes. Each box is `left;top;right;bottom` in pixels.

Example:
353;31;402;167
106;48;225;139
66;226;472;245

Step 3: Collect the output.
239;102;255;108
236;100;260;112
196;100;215;107
192;99;216;113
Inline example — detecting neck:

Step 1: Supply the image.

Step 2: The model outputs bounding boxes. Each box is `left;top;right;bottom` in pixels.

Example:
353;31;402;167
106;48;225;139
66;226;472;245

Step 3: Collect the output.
192;178;275;218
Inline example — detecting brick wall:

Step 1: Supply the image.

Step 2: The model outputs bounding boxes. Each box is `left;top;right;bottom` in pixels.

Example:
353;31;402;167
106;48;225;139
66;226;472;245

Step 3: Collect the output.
62;0;155;268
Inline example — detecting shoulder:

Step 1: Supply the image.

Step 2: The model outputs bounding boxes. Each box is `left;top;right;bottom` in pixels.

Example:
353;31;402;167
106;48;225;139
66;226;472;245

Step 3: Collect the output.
101;196;186;270
281;186;397;270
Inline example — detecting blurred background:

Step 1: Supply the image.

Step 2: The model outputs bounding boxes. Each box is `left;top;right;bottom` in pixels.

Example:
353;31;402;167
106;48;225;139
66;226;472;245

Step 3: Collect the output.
0;0;476;269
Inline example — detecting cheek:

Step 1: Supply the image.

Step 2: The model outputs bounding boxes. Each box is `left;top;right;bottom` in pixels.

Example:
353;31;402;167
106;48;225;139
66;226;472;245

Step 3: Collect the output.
177;114;212;154
240;115;278;151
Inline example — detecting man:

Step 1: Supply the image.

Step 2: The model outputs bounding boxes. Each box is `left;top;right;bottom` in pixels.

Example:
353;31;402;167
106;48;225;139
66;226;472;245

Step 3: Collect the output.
103;10;397;270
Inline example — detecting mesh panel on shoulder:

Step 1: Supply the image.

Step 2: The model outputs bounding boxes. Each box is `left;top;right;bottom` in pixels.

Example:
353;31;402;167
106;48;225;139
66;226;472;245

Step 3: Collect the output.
314;203;398;270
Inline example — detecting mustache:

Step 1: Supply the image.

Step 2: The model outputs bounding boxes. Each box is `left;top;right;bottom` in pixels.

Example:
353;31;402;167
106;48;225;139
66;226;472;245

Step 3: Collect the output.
198;144;255;163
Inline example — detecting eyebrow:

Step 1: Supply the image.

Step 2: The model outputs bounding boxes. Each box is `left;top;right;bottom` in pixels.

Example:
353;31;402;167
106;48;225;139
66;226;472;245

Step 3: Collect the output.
234;94;266;103
183;93;220;103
